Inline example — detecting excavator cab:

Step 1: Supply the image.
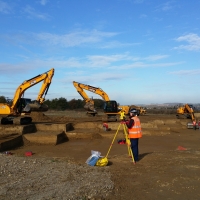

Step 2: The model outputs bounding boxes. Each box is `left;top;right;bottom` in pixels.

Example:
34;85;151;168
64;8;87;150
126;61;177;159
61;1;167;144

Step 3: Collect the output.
102;100;119;122
16;98;32;113
103;100;119;113
15;98;49;115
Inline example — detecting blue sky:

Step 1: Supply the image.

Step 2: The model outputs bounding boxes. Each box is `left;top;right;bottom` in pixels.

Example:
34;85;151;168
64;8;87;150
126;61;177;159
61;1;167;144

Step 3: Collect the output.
0;0;200;105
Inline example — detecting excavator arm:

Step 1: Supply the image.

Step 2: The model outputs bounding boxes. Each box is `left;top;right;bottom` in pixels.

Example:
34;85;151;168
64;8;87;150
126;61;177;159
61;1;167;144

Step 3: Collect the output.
185;104;196;122
35;68;54;104
73;81;95;112
73;81;110;101
73;81;93;103
11;68;54;112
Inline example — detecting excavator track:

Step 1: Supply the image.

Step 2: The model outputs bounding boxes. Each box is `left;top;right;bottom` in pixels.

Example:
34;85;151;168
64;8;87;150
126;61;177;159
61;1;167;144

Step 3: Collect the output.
176;114;191;119
0;116;32;125
13;116;32;125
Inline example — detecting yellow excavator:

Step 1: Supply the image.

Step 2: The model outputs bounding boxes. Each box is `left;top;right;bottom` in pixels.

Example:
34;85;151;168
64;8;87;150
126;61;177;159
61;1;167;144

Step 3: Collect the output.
73;81;128;121
176;104;197;129
128;105;146;115
0;68;54;125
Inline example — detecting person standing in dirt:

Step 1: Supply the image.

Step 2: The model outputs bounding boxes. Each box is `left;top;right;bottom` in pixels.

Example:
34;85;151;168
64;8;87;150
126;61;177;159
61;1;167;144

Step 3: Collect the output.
125;108;142;162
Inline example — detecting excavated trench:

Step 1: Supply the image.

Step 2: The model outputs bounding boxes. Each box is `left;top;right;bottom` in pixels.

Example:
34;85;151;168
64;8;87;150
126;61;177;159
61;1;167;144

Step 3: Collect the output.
0;112;199;152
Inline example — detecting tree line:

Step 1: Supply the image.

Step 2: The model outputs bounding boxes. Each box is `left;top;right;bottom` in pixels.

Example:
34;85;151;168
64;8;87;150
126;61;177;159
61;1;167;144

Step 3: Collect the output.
0;96;104;111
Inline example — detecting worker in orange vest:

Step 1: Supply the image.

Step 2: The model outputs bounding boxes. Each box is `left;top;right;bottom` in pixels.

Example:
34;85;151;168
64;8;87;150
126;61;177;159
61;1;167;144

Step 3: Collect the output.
193;120;196;130
126;108;142;162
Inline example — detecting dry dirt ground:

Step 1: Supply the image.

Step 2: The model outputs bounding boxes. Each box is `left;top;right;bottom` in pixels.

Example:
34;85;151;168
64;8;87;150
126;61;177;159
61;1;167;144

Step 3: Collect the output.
1;111;200;200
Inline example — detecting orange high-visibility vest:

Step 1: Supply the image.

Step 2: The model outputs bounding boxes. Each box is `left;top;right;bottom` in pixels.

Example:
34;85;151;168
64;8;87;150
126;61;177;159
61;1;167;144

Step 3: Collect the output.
128;116;142;138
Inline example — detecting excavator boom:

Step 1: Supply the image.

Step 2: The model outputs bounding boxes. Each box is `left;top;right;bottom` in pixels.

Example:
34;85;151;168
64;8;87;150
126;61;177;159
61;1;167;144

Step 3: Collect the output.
36;68;54;104
73;81;96;114
73;81;110;101
28;68;54;111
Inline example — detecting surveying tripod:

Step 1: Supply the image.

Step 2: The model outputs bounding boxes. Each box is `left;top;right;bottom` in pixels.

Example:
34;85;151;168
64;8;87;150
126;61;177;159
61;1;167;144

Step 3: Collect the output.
105;121;135;164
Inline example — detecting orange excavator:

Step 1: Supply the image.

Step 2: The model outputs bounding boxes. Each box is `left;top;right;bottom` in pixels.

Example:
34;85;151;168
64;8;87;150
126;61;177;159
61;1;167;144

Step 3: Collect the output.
0;68;54;125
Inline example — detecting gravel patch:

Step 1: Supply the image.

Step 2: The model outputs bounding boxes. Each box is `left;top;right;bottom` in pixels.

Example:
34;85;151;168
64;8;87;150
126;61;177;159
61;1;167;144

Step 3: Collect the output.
0;154;114;200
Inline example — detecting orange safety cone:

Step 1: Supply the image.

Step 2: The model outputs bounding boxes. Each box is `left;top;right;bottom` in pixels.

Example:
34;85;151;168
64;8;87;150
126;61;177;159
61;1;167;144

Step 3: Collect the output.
177;146;187;151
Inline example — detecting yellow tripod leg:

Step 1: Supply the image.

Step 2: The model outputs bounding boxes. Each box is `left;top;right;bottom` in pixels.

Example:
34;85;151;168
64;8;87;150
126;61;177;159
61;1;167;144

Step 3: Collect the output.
123;124;135;164
105;123;121;158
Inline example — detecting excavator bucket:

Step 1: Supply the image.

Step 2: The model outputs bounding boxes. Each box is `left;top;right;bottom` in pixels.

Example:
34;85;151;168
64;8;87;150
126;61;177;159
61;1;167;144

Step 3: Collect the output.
84;102;95;111
23;104;31;112
28;102;48;112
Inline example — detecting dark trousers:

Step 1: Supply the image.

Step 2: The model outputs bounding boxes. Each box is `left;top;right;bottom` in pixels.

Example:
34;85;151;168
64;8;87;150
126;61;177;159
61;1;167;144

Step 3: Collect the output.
130;138;139;161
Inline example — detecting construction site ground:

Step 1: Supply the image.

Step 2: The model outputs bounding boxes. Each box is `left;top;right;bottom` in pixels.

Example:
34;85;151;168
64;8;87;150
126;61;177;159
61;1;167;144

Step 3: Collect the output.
1;111;200;200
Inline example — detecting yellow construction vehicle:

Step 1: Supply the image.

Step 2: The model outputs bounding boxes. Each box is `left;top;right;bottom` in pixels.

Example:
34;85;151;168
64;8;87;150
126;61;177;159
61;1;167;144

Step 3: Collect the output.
176;104;195;119
0;68;54;125
176;104;197;129
118;105;130;115
73;81;127;121
128;105;147;116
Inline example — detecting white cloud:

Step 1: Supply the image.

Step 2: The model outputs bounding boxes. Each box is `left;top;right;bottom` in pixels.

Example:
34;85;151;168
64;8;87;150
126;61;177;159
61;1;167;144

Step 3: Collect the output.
24;5;49;20
100;41;141;49
162;2;173;11
155;1;175;12
63;72;127;84
169;69;200;75
144;54;169;61
109;61;183;70
0;53;181;78
86;54;133;66
39;0;48;6
35;30;119;47
47;53;174;69
0;1;12;14
174;33;200;51
1;29;136;49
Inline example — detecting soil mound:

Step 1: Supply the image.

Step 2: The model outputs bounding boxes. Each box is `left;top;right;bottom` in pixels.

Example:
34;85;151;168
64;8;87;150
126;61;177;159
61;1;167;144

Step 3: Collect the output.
30;112;52;122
